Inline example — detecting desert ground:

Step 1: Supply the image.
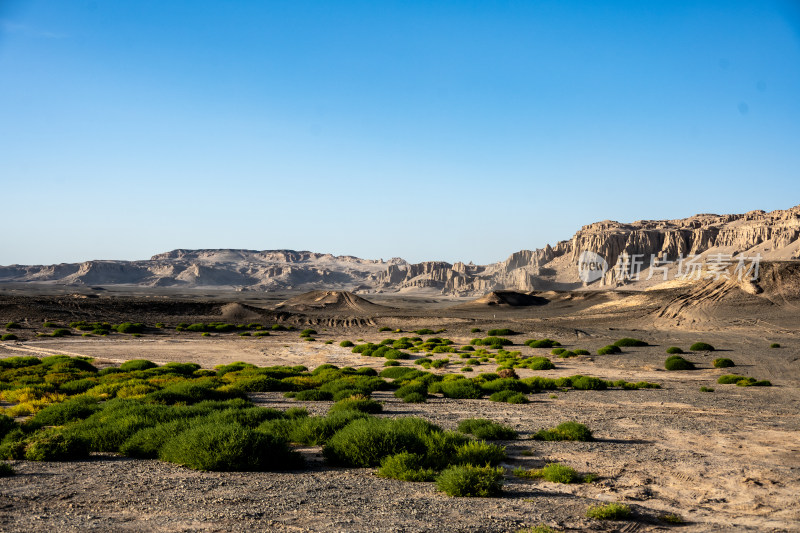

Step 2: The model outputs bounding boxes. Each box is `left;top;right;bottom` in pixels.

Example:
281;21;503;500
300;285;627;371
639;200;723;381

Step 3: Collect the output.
0;285;798;532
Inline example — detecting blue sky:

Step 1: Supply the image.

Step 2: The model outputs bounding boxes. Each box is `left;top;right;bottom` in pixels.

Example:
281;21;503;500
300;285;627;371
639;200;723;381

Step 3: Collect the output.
1;1;799;265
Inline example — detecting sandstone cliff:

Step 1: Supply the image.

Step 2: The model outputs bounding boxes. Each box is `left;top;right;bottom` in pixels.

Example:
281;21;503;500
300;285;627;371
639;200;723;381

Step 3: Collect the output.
2;205;798;295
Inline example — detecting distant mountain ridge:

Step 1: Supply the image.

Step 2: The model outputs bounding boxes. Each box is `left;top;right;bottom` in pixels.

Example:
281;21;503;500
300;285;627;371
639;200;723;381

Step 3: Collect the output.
2;205;799;295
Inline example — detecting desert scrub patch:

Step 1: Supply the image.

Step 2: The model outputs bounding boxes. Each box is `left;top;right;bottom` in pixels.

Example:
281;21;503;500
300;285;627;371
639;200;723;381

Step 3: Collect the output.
470;328;481;333
293;389;333;401
322;417;436;467
470;336;513;348
437;379;482;399
339;340;354;347
534;421;593;442
613;338;647;347
596;345;622;355
328;397;383;414
457;419;517;440
515;463;585;484
524;339;560;348
586;502;632;520
665;355;695;370
699;386;714;392
487;328;517;336
299;328;317;337
689;342;715;351
377;452;436;482
435;464;504;497
716;375;772;387
159;422;301;471
120;359;159;372
25;395;101;429
666;346;684;354
489;390;529;404
712;358;735;368
569;375;608;390
4;322;21;329
770;343;780;348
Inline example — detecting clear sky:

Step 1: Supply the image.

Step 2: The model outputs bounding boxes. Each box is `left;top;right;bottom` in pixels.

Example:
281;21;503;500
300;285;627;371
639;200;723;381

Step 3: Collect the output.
1;1;799;266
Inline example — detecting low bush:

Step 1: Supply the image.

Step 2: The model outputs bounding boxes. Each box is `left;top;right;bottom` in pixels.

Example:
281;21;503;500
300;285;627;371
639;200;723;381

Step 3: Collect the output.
328;397;383;414
699;386;714;392
525;339;560;348
487;328;516;336
712;358;735;368
300;329;317;337
322;417;432;467
120;359;158;372
586;502;632;520
597;345;621;355
435;464;504;497
613;338;647;347
294;389;333;401
489;390;529;404
665;355;695;371
470;328;481;333
5;322;21;329
339;340;354;347
26;395;101;429
518;462;583;483
159;422;301;471
666;346;684;354
1;334;18;341
50;329;71;337
377;452;436;482
457;419;517;440
21;428;89;461
770;343;780;348
690;342;715;351
570;375;607;390
534;421;593;442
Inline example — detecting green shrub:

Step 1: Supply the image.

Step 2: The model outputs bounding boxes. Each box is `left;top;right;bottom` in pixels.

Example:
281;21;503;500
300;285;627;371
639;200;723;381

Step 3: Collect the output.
489;390;529;404
521;462;583;483
690;342;715;351
50;328;71;337
294;389;333;401
322;417;433;467
488;328;516;336
665;355;695;371
572;349;590;356
120;419;194;458
586;502;632;520
120;359;158;372
5;322;21;329
23;428;89;461
377;452;436;481
471;336;513;348
328;397;383;414
699;386;714;392
26;396;101;429
470;328;481;333
534;421;593;442
435;465;504;497
717;374;749;384
712;358;735;368
770;343;780;348
43;322;59;328
402;392;427;403
378;327;392;332
613;338;647;347
414;329;435;335
525;339;560;348
115;322;145;334
384;360;400;367
597;345;621;355
0;414;18;441
340;340;354;347
300;329;317;337
658;513;684;524
527;357;555;370
201;332;211;337
666;346;684;354
1;334;18;341
454;440;506;465
159;422;301;471
0;462;14;477
146;380;240;405
457;419;517;440
570;375;607;390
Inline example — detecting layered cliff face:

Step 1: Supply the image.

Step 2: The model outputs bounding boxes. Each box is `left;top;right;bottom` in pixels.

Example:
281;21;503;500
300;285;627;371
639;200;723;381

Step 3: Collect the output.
1;206;798;295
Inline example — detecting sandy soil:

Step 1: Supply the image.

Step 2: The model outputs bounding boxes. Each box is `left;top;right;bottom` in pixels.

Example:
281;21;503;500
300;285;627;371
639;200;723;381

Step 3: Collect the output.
1;291;799;532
